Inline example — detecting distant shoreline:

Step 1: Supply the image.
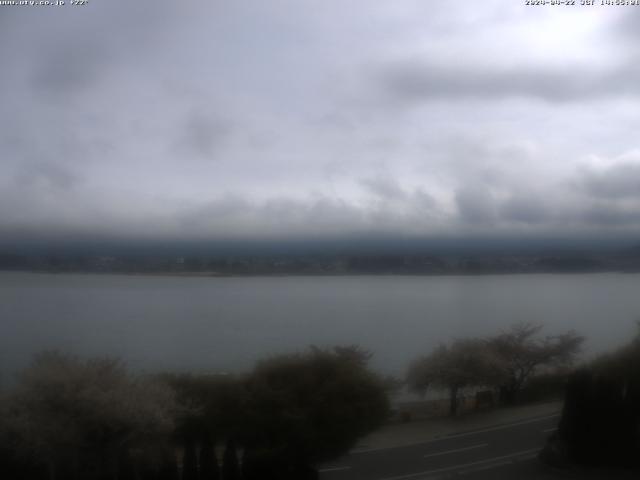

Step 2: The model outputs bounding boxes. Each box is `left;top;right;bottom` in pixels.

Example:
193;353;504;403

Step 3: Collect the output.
1;268;638;278
3;249;639;278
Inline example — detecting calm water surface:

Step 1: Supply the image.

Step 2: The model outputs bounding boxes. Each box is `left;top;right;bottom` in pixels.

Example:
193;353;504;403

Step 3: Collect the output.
1;272;639;378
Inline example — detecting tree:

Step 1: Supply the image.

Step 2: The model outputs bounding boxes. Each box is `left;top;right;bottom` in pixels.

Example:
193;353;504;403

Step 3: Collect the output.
182;439;198;480
198;435;219;480
160;372;245;480
407;339;504;416
221;439;240;480
542;325;640;467
488;323;584;404
161;373;246;445
4;351;176;480
156;449;180;480
240;346;389;478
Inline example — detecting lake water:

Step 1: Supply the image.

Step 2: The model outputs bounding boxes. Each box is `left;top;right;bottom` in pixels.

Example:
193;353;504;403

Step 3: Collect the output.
1;272;639;380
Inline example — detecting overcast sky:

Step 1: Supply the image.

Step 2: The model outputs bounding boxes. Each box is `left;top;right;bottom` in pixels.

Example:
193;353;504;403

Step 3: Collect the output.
2;1;640;247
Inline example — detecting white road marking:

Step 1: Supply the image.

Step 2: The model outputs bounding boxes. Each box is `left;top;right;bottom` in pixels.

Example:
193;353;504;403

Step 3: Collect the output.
542;427;557;433
423;443;488;459
439;413;560;441
376;448;540;480
457;452;539;475
456;459;513;475
319;466;351;473
352;412;560;454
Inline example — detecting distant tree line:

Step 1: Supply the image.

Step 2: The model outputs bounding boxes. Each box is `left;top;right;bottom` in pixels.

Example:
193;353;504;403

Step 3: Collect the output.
0;346;389;480
3;250;640;275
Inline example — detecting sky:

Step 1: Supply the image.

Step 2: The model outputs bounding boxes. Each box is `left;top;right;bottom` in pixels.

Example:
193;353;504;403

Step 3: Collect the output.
2;0;640;249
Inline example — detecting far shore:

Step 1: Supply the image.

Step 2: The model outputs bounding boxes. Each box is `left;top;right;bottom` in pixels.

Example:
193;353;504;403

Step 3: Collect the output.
1;268;638;278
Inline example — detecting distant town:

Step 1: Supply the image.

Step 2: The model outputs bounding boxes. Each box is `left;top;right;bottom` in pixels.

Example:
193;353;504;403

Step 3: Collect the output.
2;246;640;276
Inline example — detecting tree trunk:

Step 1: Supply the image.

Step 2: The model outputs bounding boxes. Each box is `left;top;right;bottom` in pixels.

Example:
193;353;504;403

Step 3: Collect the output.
222;439;240;480
449;385;459;416
199;436;219;480
47;459;56;480
500;382;518;405
183;440;198;480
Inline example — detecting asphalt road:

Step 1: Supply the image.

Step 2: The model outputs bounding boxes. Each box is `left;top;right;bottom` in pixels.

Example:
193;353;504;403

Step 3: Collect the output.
319;413;562;480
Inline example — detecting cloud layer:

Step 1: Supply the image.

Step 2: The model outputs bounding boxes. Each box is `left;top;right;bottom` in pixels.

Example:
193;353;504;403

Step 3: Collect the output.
1;1;640;245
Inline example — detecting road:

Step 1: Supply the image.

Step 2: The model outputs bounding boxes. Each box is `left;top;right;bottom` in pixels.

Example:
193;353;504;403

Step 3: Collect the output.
319;413;561;480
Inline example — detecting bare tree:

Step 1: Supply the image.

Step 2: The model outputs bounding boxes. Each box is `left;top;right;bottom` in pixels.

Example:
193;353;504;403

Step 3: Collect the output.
407;339;504;416
488;323;584;404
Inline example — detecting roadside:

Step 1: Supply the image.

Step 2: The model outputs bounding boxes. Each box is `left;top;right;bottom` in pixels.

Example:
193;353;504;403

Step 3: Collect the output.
353;400;562;453
322;401;639;479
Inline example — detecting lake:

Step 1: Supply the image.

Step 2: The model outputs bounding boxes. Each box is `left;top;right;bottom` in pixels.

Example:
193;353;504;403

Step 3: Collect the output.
1;272;639;380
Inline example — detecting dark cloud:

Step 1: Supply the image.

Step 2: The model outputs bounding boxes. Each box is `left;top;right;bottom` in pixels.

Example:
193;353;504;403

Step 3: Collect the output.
500;193;548;225
177;195;365;239
377;62;640;103
455;187;496;225
175;112;233;160
360;177;439;226
578;161;640;199
361;177;407;201
582;203;640;227
178;195;252;231
16;161;79;191
31;42;110;94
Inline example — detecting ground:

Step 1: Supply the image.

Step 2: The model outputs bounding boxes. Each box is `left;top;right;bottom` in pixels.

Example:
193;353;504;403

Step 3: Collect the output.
319;401;638;480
